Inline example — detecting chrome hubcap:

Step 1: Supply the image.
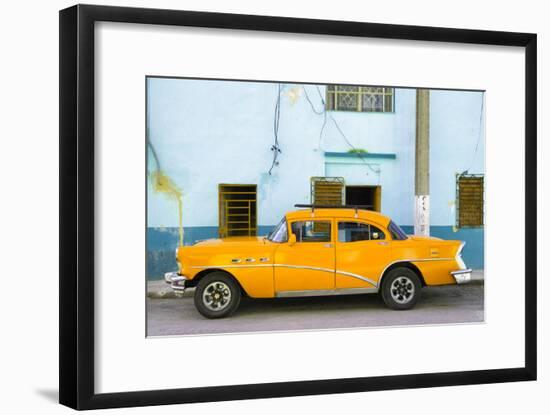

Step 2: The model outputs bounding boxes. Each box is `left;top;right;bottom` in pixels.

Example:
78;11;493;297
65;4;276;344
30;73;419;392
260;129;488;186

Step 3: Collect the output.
202;282;232;311
390;276;415;304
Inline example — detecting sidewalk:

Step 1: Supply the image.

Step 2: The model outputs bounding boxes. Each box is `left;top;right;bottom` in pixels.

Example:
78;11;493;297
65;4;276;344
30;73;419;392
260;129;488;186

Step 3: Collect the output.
147;269;485;299
148;279;181;299
471;270;484;281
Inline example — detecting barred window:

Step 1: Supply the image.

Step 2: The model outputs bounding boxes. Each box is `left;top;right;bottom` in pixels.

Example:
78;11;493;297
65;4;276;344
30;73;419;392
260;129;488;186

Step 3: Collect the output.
456;175;484;228
218;184;257;238
326;86;394;113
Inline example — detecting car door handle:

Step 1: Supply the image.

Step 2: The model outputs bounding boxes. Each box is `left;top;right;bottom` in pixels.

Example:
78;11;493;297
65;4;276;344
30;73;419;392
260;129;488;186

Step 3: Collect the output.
378;241;389;246
324;243;334;248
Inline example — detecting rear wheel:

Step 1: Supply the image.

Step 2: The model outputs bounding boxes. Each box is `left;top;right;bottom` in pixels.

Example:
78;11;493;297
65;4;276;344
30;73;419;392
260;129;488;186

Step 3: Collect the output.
381;267;421;310
194;272;241;319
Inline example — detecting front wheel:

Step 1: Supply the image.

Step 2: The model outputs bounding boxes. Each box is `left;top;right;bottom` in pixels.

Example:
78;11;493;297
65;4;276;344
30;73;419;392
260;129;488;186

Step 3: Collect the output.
194;272;241;319
381;267;421;310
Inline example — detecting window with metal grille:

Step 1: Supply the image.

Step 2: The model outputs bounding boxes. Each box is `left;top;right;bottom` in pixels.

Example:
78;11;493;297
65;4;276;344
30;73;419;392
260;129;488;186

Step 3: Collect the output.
456;175;484;228
218;184;257;238
326;86;394;113
311;177;345;206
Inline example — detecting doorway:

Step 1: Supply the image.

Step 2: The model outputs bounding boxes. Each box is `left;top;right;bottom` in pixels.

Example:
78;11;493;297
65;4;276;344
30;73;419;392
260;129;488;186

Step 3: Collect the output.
345;186;381;211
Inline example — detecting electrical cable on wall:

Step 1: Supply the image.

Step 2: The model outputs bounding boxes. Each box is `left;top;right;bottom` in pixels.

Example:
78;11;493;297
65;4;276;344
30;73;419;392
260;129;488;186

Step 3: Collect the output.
268;84;283;175
303;85;379;174
303;86;327;150
303;86;324;115
462;92;485;175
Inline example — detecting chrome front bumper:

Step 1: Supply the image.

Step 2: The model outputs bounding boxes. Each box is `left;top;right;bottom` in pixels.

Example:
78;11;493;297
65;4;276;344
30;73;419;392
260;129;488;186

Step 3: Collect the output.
164;271;187;296
451;268;473;284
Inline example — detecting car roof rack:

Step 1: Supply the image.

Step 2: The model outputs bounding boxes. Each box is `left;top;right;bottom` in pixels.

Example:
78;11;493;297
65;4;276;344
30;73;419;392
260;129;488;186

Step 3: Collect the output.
294;204;373;217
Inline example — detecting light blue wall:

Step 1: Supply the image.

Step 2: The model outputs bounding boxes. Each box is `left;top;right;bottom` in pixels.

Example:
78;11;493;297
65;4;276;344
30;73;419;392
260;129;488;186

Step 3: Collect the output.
430;90;485;225
146;81;419;228
146;78;485;278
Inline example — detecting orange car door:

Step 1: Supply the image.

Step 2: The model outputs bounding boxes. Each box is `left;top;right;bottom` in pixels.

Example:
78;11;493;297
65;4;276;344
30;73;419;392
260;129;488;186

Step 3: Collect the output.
335;220;391;289
273;219;335;293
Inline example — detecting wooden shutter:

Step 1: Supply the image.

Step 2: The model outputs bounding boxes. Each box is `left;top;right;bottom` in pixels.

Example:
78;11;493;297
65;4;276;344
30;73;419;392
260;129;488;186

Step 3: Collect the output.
311;177;345;206
457;175;484;227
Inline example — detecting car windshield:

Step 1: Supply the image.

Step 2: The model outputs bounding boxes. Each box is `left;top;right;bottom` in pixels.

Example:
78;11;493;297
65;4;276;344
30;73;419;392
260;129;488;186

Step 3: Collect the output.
388;220;408;240
267;217;288;243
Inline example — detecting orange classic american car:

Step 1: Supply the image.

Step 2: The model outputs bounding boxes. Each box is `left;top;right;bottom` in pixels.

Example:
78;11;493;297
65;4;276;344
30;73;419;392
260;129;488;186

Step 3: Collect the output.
165;205;472;318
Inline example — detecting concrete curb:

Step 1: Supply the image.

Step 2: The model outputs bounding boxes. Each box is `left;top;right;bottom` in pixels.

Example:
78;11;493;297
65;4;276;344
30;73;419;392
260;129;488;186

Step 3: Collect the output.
147;270;484;298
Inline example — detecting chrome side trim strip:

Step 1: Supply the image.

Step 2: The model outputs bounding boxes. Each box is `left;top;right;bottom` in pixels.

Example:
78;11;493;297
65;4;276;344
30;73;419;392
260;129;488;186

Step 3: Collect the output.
274;264;334;273
192;257;453;271
335;270;377;287
191;264;334;272
276;287;378;298
283;266;378;288
410;257;453;262
191;264;273;269
190;264;377;287
377;257;455;287
191;257;454;289
379;257;453;278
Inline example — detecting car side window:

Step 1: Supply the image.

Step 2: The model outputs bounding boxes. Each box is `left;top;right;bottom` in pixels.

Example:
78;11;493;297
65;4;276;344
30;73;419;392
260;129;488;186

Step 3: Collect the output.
291;221;331;243
338;221;386;242
369;225;385;240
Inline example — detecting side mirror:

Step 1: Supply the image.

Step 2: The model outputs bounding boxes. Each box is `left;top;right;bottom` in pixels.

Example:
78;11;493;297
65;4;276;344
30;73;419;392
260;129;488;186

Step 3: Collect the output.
288;233;297;246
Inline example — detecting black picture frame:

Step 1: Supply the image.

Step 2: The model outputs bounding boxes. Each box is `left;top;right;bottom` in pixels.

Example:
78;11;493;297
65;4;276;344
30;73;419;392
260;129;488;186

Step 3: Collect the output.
59;4;537;410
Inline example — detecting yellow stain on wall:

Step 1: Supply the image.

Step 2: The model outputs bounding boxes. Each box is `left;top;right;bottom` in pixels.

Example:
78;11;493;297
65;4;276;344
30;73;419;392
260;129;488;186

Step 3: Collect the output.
151;170;184;246
286;86;302;105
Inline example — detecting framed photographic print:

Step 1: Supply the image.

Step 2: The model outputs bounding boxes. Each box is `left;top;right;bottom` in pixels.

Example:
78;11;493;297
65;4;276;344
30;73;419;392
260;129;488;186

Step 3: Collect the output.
59;4;537;410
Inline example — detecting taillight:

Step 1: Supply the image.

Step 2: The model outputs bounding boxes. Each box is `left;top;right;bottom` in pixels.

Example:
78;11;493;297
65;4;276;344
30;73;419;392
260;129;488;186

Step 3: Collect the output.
456;242;467;269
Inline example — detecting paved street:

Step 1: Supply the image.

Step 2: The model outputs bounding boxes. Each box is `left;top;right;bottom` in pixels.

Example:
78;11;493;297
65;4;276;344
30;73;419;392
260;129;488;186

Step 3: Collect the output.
146;280;484;336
